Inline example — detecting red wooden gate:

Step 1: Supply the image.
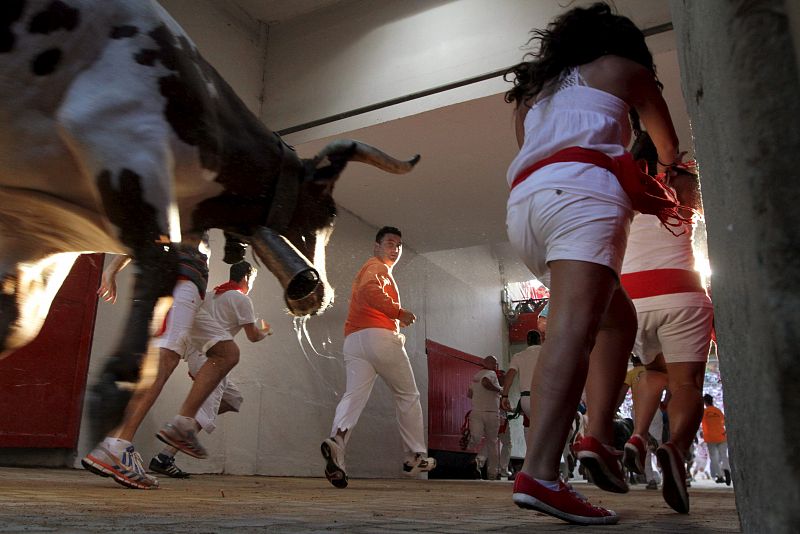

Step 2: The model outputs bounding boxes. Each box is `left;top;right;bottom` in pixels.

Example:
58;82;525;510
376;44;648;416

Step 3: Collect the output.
426;339;484;452
0;254;103;447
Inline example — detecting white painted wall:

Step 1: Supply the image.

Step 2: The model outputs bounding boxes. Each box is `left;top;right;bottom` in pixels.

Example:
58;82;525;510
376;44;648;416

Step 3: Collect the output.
160;0;265;113
78;210;508;477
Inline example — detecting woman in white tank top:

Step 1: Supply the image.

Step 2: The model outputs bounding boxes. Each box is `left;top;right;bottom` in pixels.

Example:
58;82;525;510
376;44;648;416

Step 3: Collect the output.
504;2;683;526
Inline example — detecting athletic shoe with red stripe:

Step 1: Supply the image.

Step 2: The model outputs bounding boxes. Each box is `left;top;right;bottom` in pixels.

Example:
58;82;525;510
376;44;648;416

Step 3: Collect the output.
623;434;647;475
82;444;159;490
656;442;689;513
512;471;618;525
573;436;628;493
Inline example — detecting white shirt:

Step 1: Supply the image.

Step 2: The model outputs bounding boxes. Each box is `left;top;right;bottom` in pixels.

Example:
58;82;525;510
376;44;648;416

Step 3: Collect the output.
622;213;712;312
507;68;632;210
470;369;500;412
509;345;542;394
207;290;257;336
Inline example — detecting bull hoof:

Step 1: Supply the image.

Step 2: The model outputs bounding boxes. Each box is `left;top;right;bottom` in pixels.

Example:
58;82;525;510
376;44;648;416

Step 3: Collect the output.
86;374;132;444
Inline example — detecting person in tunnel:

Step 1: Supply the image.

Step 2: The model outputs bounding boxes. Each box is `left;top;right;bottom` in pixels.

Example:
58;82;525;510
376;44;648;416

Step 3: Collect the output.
504;2;683;525
320;226;434;489
620;132;713;514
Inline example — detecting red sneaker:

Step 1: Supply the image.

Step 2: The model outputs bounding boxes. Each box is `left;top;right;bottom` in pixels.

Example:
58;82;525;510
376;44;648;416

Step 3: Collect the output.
656;442;689;514
573;436;628;493
623;434;647;475
512;471;618;525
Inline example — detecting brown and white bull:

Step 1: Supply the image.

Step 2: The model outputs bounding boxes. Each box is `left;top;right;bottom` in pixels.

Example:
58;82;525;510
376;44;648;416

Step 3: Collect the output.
0;0;418;436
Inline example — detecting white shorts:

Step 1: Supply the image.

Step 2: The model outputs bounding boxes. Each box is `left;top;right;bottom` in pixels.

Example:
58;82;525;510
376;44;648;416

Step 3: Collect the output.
157;280;232;357
187;305;233;355
506;189;632;283
186;350;243;433
157;280;202;354
633;305;714;364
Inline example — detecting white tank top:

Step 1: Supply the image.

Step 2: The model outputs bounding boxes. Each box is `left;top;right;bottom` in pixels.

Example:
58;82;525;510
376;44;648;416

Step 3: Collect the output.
622;213;712;311
507;67;632;209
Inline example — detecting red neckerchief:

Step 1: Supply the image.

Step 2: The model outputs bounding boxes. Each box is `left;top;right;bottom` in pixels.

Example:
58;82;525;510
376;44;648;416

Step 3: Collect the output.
213;281;245;295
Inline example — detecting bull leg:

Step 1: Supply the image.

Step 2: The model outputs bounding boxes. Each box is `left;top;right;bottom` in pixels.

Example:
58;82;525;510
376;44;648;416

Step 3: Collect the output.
56;66;181;442
86;245;177;443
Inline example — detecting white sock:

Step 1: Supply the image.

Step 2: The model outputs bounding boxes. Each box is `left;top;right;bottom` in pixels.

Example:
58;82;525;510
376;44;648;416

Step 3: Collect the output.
535;477;561;491
172;415;195;430
103;437;131;454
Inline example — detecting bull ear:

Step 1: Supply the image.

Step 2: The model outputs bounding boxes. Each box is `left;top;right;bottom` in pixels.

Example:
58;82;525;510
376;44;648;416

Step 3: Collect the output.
223;233;248;264
309;147;354;183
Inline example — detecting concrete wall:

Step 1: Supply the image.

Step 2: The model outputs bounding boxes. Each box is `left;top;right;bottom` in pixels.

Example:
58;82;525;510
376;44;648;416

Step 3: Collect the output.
671;1;800;531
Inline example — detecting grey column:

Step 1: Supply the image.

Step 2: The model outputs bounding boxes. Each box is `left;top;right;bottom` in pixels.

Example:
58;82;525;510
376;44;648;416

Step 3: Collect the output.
670;1;800;531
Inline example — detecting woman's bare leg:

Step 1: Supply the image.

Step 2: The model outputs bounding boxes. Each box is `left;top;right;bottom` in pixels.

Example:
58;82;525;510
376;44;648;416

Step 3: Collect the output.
521;259;620;481
584;288;637;443
664;361;706;455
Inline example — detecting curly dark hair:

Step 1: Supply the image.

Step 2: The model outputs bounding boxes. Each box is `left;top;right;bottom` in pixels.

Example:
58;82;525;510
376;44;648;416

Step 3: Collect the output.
504;2;659;133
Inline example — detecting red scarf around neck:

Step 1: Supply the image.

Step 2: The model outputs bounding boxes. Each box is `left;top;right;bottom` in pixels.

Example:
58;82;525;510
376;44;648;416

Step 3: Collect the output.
214;281;245;295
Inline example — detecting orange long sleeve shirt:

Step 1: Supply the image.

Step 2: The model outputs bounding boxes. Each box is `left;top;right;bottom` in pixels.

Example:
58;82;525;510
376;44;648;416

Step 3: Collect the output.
344;257;402;337
702;405;727;444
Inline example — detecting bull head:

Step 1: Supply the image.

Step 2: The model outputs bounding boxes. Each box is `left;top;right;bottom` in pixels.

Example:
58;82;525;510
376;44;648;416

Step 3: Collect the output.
250;139;419;317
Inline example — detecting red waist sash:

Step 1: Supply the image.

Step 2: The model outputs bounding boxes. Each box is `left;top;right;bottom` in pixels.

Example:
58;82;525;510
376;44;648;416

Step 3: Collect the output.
511;146;692;232
621;268;705;299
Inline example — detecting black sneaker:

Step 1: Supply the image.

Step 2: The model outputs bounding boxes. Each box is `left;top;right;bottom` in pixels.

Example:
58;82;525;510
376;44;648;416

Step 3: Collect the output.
149;455;190;478
724;469;731;486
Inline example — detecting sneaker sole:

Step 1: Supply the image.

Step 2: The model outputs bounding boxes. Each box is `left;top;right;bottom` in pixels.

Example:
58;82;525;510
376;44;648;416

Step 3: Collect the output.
623;442;645;475
156;430;207;459
320;441;348;489
81;455;158;490
656;446;689;514
403;458;437;477
513;492;619;525
577;452;628;494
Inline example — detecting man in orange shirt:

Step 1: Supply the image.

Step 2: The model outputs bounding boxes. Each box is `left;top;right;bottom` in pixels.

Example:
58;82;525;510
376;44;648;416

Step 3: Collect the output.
320;226;435;488
701;394;731;485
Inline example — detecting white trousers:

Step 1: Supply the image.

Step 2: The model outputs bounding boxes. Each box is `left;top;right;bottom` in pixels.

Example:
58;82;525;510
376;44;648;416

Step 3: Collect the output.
499;421;511;472
331;328;426;457
707;441;730;477
470;410;500;476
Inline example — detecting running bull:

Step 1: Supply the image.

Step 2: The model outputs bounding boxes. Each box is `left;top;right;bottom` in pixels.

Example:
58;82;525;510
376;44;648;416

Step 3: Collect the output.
0;0;419;437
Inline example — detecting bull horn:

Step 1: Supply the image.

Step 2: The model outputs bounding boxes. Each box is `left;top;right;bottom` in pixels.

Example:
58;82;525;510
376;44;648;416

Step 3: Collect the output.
314;140;420;174
250;227;324;314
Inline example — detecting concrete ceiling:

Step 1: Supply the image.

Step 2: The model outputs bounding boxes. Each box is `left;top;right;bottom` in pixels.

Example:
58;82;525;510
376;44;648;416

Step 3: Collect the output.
228;0;685;283
231;0;346;24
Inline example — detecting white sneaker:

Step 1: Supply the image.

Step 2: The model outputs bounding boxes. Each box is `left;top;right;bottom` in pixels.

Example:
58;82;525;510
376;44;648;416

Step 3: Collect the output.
321;436;348;488
82;444;159;490
403;453;436;476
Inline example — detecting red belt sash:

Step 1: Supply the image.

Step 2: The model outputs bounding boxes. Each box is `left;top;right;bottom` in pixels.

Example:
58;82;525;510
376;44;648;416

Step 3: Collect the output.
511;146;620;191
621;268;705;299
511;146;693;232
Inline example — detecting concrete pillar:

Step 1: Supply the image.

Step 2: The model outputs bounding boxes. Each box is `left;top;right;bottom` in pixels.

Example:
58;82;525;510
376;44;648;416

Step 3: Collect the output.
670;1;800;531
